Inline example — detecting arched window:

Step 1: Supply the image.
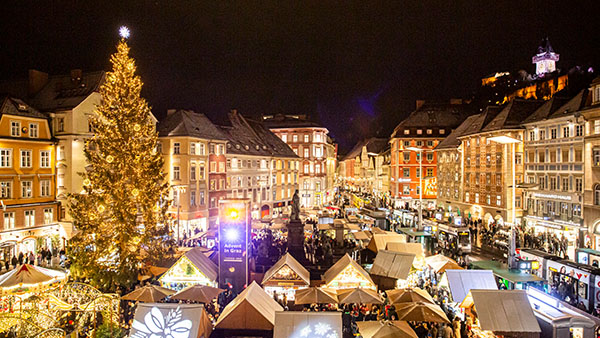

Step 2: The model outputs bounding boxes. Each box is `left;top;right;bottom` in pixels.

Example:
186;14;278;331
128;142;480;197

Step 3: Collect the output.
595;184;600;206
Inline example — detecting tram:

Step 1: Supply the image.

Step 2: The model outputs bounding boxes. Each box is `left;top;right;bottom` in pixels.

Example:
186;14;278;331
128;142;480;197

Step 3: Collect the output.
519;248;600;311
436;223;472;254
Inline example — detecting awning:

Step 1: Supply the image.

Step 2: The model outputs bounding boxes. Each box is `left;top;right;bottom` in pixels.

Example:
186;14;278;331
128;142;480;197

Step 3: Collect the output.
469;290;541;334
370;250;415;280
131;303;213;338
445;269;497;304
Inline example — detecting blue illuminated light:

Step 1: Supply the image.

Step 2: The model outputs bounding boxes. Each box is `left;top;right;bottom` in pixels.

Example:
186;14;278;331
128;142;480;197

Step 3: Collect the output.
225;228;239;241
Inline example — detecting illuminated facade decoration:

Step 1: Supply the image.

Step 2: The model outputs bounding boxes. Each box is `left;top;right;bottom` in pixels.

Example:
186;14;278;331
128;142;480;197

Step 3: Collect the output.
532;38;559;76
131;303;212;338
458;100;543;226
322;253;376;290
0;96;61;254
521;91;588;257
264;114;337;207
159;247;218;290
390;100;472;210
158;110;228;234
220;111;299;219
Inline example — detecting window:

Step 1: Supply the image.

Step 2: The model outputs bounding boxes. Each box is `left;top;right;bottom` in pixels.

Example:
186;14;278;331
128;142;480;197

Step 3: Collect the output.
403;140;410;147
576;125;583;137
562;177;569;192
0;182;10;198
57;118;64;132
403;185;410;195
40;150;51;168
304;164;309;173
416;168;421;178
403;168;410;177
157;143;163;154
416;140;423;147
190;190;196;206
496;174;502;186
551;128;557;139
427;129;432;134
40;180;50;197
404;130;410;135
576;178;583;192
219;162;225;172
173;166;180;180
21;181;32;198
416;185;421;195
496;195;502;206
281;134;287;142
199;165;205;180
465;192;470;202
190;166;196;181
11;121;20;137
550;177;557;190
304;148;309;158
440;129;445;134
198;143;205;155
529;130;535;141
563;126;570;138
43;208;53;224
199;191;205;205
595;120;600;135
20;150;31;168
486;173;491;185
25;210;35;227
218;144;224;155
190;143;196;154
173;142;180;154
210;180;216;191
595;184;600;206
210;162;216;172
210;197;216;208
403;152;410;162
426;168;434;177
292;134;298;142
475;193;479;203
315;164;321;174
304;134;309;143
3;212;14;229
29;123;38;138
540;130;546;140
417;129;423;135
426;153;433;161
486;195;491;205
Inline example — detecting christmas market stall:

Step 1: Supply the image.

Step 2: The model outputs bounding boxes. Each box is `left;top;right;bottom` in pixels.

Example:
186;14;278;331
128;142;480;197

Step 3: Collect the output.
215;281;283;336
274;311;342;338
159;247;218;290
461;290;541;338
386;242;426;269
261;253;310;302
322;253;376;290
130;303;213;338
369;250;415;290
366;233;406;253
441;269;498;315
0;264;66;295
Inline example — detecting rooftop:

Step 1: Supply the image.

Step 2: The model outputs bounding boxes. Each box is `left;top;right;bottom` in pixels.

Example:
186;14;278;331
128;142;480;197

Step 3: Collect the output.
435;114;481;150
0;95;48;120
480;99;544;132
158;109;228;140
391;101;474;138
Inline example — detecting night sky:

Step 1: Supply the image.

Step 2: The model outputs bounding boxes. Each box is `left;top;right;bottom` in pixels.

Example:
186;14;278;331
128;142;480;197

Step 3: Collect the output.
1;1;599;153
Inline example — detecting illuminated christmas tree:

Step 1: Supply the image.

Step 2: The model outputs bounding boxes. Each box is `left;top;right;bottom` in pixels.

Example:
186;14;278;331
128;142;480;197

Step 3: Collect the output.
68;35;172;290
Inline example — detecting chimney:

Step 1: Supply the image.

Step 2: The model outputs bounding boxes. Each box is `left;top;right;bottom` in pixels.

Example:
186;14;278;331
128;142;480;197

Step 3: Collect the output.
28;69;48;96
167;109;177;116
450;98;463;105
70;69;83;83
416;100;425;110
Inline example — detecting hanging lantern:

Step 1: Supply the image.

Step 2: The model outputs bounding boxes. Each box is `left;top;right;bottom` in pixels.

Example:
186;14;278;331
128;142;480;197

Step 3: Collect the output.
106;155;114;163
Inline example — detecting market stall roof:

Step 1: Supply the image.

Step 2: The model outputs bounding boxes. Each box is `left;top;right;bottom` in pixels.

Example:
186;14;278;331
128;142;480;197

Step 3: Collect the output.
261;253;310;286
370;227;387;234
352;231;371;241
471;260;544;283
469;290;541;334
337;288;383;304
386;288;435;304
370;250;415;280
386;242;425;260
131;303;213;338
445;269;498;304
323;253;375;287
159;247;218;286
317;223;333;230
0;264;66;294
425;254;463;273
367;233;406;253
345;223;362;231
294;287;338;304
215;281;284;330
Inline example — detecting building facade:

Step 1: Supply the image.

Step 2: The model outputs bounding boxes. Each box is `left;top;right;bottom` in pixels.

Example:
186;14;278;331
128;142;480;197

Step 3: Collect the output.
581;78;600;249
339;138;388;196
264;114;335;208
222;111;299;219
0;96;59;255
458;100;543;227
390;101;472;210
157;110;229;237
521;93;588;258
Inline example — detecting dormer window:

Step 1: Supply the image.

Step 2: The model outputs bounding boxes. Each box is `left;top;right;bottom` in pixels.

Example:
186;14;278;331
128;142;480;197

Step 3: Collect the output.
594;85;600;104
417;129;423;135
404;130;410;135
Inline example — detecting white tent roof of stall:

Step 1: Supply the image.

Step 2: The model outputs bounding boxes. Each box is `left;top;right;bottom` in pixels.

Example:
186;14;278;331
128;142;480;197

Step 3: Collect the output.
370;250;415;280
470;290;541;333
215;281;284;330
261;253;310;286
323;253;375;286
445;269;498;304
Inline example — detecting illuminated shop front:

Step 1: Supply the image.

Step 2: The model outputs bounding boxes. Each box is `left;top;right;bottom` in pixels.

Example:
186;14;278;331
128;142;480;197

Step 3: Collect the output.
323;254;376;290
524;215;583;260
261;253;310;302
159;247;218;291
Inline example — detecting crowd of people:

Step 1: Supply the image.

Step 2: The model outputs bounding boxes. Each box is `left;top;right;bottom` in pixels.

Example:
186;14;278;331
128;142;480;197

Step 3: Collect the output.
0;248;66;272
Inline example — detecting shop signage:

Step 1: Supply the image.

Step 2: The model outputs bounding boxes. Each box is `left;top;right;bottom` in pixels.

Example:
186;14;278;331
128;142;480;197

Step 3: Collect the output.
532;192;572;201
218;199;250;292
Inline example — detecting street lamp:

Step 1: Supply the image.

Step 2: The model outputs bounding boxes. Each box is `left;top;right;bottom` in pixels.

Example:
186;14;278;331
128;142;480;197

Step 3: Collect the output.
489;135;521;269
407;147;425;230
